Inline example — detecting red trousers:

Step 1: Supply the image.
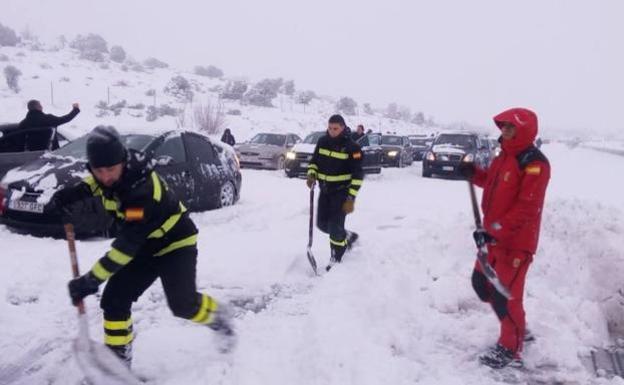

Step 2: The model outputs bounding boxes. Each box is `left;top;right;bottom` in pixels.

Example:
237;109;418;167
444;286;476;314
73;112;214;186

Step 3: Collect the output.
471;244;532;356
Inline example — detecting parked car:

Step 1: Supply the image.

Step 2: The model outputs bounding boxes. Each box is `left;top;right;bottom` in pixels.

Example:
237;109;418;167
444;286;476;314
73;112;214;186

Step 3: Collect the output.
422;132;491;178
357;133;383;174
0;130;241;238
284;131;324;178
0;124;73;179
408;134;433;161
234;133;301;170
380;135;414;168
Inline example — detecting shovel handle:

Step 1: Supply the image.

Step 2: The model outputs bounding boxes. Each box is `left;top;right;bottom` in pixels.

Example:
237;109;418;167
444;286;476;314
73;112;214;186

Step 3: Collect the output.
64;223;86;315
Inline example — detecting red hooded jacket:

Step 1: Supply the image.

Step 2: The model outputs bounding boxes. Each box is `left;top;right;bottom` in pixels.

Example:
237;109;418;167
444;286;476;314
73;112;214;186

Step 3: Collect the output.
472;108;550;254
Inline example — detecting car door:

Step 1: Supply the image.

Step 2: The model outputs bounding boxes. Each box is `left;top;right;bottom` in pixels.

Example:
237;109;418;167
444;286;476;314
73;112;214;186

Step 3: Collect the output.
402;137;412;164
149;133;194;207
183;132;222;209
0;128;45;179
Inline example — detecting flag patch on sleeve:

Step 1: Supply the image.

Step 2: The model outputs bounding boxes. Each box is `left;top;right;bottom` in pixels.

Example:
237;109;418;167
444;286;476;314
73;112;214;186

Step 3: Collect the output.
526;166;541;175
125;207;144;221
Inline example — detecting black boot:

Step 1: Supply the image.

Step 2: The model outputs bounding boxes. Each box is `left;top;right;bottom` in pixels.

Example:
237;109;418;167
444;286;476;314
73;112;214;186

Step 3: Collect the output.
479;344;522;369
524;328;536;344
346;231;359;250
207;303;236;353
108;343;132;368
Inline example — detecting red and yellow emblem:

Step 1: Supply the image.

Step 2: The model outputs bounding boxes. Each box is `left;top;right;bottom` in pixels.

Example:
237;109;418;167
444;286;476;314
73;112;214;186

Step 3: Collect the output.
526;165;541;175
125;207;144;221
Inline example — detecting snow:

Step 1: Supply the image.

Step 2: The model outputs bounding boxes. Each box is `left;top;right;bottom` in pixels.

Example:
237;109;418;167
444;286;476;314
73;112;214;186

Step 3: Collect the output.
1;143;623;384
290;143;316;154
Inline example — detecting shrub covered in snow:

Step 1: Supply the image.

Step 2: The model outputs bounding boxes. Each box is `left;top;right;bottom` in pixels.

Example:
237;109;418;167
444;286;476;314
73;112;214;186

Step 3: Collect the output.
144;57;169;69
243;78;283;107
221;80;248;100
164;75;193;102
145;89;156;97
4;65;22;93
146;104;180;122
0;54;8;62
336;97;357;116
193;102;226;135
194;65;223;78
363;103;374;115
412;111;425;125
297;90;316;105
227;109;242;116
282;80;295;96
70;34;108;62
109;45;126;63
0;23;20;47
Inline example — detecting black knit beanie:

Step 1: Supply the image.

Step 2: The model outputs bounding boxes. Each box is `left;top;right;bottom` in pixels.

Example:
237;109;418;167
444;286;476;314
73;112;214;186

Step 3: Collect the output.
86;126;126;168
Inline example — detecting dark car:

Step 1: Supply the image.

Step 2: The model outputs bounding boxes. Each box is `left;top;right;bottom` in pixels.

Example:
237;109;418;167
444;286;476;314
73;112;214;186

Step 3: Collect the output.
357;133;382;174
407;134;433;161
0;124;72;179
234;132;301;170
0;130;242;238
380;135;414;168
422;132;491;178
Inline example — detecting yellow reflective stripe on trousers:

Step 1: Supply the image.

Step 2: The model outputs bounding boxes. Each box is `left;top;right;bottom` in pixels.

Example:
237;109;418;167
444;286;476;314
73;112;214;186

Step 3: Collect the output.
307;169;317;176
330;238;347;247
316;173;352;182
151;172;162;202
190;294;218;324
308;164;318;171
348;188;359;197
148;203;187;239
154;234;198;257
318;148;349;160
91;261;113;281
107;248;132;265
351;179;363;186
105;334;133;346
104;318;132;330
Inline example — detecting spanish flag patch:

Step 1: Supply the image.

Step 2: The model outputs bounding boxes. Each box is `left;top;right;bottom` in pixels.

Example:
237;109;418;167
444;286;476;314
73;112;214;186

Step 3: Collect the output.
526;165;541;175
352;152;362;160
125;207;144;221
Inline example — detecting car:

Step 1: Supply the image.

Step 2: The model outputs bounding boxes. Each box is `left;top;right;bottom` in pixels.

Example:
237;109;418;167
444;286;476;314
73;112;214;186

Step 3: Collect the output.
0;130;241;238
422;132;492;178
0;124;73;179
234;132;301;170
357;133;383;174
380;135;414;168
408;134;433;161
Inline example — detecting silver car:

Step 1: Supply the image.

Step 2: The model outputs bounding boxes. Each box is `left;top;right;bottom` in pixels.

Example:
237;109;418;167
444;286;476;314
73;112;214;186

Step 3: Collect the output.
235;133;301;170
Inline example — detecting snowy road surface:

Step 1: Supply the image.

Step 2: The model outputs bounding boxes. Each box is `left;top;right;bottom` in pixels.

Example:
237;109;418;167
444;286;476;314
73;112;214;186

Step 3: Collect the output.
1;143;623;385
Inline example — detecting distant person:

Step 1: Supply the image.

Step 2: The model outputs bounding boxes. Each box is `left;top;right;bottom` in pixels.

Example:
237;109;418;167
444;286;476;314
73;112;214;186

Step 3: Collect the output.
220;128;236;146
366;129;373;135
351;124;365;142
18;100;80;151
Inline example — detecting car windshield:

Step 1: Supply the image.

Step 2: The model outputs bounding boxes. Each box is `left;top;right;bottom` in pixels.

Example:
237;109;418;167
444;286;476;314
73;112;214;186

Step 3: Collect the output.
249;133;286;146
303;132;325;144
381;136;402;146
366;135;381;146
410;138;428;146
434;134;475;149
52;134;154;158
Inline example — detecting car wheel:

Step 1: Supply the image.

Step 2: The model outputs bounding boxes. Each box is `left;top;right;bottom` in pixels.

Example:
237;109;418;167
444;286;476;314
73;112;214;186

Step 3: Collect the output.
276;156;285;170
422;168;432;178
218;181;236;208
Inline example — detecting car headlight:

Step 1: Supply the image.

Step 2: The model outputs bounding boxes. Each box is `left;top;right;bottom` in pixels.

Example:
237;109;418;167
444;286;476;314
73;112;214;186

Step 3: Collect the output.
286;151;296;160
426;152;435;161
462;153;475;162
387;150;398;157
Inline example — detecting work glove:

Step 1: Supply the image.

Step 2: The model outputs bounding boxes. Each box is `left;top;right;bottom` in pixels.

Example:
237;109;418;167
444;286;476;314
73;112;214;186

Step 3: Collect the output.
68;272;101;306
342;197;355;214
458;162;476;180
306;174;316;189
472;229;496;248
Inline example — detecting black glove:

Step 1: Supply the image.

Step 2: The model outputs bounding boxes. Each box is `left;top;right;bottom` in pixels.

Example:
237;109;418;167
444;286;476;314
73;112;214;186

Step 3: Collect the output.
48;194;72;224
68;272;101;306
458;162;476;179
473;229;495;248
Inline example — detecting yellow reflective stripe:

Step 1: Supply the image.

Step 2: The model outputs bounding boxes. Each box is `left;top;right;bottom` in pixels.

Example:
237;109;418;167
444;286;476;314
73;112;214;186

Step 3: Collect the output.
308;164;318;171
154;234;198;257
351;179;363;186
148;203;188;239
107;248;132;266
84;175;100;195
330;238;347;247
307;169;317;176
316;173;352;182
104;319;132;330
348;189;359;197
190;294;218;324
319;148;349;160
151;172;162;202
91;261;113;281
105;334;133;346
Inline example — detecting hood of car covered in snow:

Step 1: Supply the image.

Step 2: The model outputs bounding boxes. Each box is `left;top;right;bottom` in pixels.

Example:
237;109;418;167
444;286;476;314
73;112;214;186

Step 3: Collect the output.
431;144;468;154
291;143;316;154
235;142;285;157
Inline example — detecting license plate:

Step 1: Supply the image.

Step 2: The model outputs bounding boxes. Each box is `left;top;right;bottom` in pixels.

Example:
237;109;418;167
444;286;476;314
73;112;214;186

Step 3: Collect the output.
8;199;45;213
443;166;454;171
300;162;309;167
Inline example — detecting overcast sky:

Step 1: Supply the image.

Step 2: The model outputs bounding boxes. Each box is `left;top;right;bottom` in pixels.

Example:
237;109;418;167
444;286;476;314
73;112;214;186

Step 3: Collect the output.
3;0;623;135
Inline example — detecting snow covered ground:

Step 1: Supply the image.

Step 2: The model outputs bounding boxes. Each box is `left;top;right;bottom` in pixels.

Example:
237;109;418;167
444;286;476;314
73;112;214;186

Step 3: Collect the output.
1;143;624;384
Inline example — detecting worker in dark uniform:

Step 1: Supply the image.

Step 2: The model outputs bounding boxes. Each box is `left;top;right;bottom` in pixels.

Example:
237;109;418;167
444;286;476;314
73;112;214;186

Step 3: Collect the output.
52;125;235;366
306;114;364;271
19;99;80;151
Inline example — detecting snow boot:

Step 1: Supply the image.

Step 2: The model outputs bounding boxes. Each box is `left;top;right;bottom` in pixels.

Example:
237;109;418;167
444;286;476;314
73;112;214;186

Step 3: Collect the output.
479;344;523;369
208;303;236;354
524;328;536;344
108;343;132;368
346;231;359;250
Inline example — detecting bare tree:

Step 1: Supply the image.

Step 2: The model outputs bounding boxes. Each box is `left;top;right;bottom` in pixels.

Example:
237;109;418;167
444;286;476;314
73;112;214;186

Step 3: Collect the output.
193;101;226;135
4;65;22;93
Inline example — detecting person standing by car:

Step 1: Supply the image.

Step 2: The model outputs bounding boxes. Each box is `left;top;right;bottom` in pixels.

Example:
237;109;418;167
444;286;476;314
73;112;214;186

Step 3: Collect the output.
306;114;364;270
220;128;236;146
51;125;235;367
351;124;369;147
18;99;80;151
459;108;550;369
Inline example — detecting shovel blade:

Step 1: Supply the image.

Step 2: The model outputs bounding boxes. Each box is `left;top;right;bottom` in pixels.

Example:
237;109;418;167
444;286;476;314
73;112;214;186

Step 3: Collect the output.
306;247;318;275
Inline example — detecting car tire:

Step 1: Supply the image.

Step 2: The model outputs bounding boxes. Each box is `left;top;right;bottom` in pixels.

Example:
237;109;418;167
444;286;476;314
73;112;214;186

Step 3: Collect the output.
422;168;432;178
276;156;285;170
217;181;236;208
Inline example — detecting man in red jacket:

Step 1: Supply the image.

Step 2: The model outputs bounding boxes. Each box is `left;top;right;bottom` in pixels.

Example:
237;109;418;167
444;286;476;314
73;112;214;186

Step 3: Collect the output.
460;107;550;369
